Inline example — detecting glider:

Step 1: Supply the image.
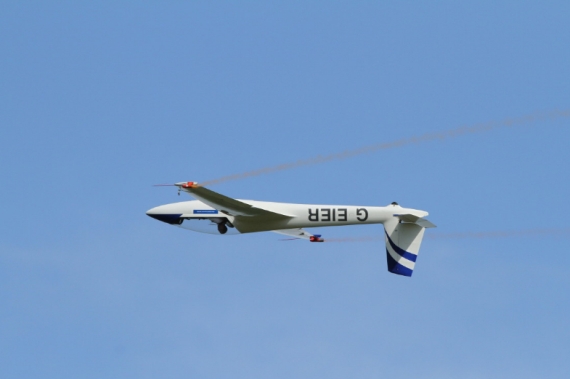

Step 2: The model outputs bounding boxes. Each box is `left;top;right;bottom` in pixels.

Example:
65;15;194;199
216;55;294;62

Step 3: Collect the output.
146;182;436;277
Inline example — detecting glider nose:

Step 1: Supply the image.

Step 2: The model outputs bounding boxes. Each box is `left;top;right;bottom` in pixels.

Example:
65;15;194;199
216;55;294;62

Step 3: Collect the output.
146;205;183;225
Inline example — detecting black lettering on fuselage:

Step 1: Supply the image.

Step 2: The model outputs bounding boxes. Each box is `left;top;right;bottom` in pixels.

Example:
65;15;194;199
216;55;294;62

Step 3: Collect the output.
308;208;319;221
338;208;347;221
356;208;368;222
308;208;350;222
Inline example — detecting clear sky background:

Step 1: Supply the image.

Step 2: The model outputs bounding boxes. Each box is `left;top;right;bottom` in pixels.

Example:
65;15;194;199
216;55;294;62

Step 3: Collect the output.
1;2;570;378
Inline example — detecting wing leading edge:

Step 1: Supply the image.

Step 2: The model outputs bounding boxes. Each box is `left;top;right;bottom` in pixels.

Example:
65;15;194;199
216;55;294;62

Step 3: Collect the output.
176;181;291;219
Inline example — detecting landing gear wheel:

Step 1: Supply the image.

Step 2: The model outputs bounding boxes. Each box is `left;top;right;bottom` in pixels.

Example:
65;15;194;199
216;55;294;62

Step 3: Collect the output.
217;223;228;234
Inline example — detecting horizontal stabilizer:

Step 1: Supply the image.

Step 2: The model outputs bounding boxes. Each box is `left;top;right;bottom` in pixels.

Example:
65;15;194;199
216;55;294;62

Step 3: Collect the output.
394;214;437;228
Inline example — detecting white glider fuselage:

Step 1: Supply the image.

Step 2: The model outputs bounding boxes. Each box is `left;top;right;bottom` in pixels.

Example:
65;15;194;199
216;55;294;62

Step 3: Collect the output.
148;199;426;233
146;182;435;276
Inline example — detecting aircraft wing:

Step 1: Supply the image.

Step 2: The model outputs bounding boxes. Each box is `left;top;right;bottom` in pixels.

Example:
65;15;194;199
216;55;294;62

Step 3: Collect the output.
178;182;291;219
271;228;324;242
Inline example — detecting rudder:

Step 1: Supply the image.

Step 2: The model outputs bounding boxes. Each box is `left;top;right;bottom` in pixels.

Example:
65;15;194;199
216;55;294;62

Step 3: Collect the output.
384;218;426;277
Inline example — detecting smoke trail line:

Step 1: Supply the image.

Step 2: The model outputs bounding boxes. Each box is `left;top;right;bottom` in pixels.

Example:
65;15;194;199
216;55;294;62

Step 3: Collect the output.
425;228;570;240
325;228;570;243
199;109;569;187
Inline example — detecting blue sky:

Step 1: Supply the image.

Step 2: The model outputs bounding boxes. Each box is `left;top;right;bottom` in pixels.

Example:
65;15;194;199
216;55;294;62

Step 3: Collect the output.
1;2;569;378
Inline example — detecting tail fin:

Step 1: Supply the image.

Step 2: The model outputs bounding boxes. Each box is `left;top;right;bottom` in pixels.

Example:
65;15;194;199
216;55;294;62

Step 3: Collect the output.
384;215;434;277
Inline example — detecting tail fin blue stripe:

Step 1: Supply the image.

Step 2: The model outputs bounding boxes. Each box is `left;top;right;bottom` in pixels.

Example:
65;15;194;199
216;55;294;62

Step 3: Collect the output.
385;232;418;262
386;249;414;277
